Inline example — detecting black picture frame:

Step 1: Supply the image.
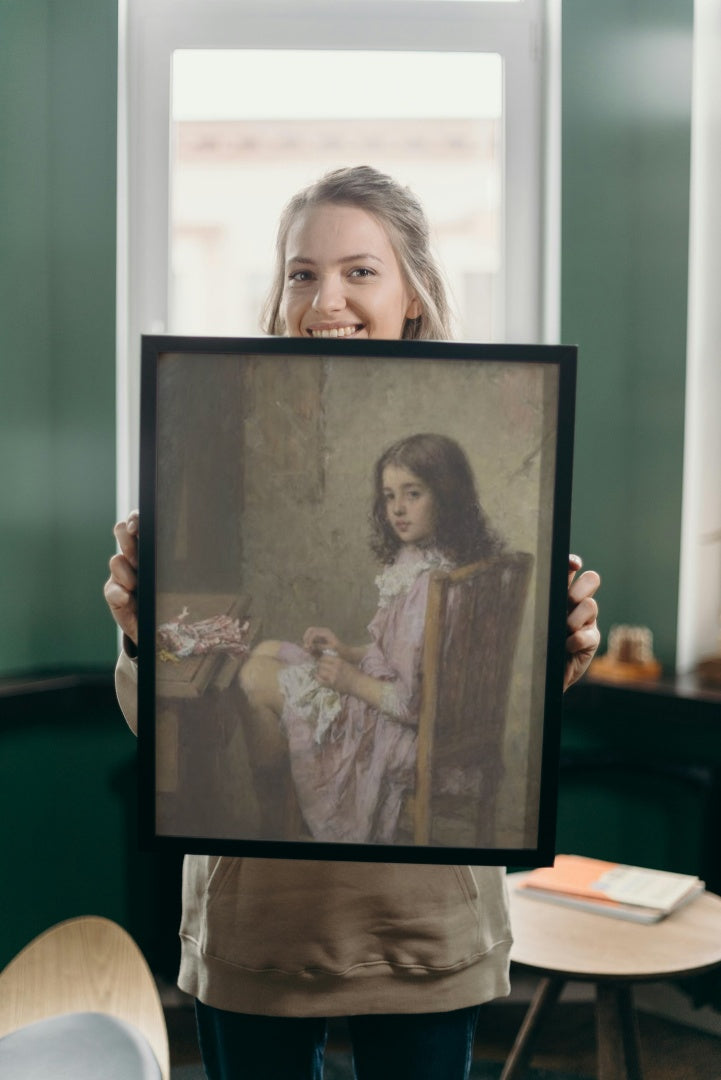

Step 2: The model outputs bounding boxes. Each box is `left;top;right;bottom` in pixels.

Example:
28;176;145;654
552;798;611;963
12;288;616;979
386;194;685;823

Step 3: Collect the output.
138;335;576;866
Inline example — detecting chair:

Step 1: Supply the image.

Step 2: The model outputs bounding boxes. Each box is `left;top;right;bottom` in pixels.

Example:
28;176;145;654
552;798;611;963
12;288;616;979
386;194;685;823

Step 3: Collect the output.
414;551;533;846
0;915;170;1079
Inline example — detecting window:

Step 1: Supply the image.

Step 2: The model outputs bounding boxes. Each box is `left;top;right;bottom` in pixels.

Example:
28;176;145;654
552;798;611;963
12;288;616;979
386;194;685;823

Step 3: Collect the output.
169;49;503;340
118;0;557;509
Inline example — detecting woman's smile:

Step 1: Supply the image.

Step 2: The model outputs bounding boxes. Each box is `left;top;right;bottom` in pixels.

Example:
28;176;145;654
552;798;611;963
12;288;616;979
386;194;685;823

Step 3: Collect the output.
307;323;364;339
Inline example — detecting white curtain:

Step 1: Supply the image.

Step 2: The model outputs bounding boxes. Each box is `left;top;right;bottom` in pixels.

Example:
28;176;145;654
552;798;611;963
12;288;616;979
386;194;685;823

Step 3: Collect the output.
677;0;721;671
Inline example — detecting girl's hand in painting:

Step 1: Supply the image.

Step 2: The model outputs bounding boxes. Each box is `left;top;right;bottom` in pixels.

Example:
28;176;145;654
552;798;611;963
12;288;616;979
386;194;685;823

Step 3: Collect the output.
104;510;140;645
303;626;342;658
315;653;358;695
564;554;601;691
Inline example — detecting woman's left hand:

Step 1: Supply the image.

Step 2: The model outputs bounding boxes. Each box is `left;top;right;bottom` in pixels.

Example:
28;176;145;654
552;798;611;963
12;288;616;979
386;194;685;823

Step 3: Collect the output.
315;654;358;695
564;554;601;691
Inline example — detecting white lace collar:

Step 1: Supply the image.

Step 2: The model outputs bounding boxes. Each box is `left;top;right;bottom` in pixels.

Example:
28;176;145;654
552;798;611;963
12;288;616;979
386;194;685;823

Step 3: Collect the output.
375;547;454;608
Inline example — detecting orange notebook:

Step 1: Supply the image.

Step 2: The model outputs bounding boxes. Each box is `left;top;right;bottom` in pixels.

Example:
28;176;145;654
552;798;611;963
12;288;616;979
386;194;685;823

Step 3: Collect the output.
517;855;704;923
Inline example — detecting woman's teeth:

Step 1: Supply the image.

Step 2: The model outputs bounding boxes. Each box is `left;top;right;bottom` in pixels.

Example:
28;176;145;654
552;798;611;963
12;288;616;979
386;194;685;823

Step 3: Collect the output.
310;325;360;338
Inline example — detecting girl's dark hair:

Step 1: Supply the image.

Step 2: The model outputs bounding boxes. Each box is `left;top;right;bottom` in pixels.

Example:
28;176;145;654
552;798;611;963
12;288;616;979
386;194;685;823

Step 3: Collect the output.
262;165;453;341
370;433;502;565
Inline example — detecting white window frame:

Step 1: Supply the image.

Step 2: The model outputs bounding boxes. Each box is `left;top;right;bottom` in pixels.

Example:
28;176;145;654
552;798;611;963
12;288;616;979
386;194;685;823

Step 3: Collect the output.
117;0;559;512
676;0;721;673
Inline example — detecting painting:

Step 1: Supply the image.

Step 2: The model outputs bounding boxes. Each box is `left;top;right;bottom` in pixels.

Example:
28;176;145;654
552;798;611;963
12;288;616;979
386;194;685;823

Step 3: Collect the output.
137;336;576;865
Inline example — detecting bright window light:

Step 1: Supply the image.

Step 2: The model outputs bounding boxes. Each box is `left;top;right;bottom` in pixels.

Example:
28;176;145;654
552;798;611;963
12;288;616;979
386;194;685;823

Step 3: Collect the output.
170;50;504;341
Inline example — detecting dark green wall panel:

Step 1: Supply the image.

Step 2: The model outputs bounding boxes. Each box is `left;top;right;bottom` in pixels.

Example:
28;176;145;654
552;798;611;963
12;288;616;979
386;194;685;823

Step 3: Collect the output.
0;0;118;674
0;684;183;976
0;3;54;672
562;1;693;669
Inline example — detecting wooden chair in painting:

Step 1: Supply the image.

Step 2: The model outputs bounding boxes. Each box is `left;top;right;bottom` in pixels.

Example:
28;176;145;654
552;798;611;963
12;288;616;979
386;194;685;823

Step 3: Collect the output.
413;551;534;848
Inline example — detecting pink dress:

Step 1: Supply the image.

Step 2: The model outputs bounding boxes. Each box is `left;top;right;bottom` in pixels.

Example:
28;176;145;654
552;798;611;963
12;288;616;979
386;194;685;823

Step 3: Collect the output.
277;545;453;844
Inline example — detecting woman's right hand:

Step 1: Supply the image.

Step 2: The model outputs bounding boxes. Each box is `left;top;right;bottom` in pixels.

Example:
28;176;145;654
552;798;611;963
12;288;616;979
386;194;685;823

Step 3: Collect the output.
103;510;139;645
302;626;341;657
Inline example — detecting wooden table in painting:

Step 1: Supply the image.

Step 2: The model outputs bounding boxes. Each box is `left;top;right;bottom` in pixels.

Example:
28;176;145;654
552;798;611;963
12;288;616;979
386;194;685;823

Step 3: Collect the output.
502;871;721;1080
155;592;261;838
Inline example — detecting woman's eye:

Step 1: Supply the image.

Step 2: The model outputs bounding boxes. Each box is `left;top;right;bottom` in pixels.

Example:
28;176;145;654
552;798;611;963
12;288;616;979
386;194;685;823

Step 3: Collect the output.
349;267;374;279
288;270;313;283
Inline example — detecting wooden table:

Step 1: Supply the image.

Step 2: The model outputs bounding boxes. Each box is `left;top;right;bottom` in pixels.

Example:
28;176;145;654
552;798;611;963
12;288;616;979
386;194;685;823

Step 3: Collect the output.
154;592;261;837
503;872;721;1080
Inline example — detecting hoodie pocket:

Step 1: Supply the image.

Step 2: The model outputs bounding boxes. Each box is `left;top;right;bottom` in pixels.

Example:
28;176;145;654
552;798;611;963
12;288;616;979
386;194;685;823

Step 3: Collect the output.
180;854;239;950
182;856;509;976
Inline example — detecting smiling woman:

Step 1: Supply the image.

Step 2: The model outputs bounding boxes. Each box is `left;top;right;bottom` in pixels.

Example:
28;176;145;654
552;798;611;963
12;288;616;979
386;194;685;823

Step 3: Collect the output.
281;205;421;340
263;166;451;341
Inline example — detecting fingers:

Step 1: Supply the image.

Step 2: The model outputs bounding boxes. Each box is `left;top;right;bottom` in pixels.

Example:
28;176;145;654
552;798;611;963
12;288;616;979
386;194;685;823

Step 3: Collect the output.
103;574;138;643
567;553;583;588
566;573;600;660
568;567;601;609
103;575;134;617
566;622;601;658
566;591;599;636
105;511;140;644
567;566;600;642
315;654;346;687
302;626;335;651
108;550;137;592
113;511;139;567
315;655;337;686
564;559;601;690
316;654;340;673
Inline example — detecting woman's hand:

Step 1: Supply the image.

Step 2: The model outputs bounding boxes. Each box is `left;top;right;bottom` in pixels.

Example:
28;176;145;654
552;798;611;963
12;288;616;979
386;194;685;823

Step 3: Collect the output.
303;626;342;657
564;554;601;691
315;654;359;695
103;510;140;645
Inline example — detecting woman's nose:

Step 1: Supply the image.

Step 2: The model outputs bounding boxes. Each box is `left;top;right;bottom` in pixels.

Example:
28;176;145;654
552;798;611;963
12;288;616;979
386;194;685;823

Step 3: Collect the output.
312;274;345;314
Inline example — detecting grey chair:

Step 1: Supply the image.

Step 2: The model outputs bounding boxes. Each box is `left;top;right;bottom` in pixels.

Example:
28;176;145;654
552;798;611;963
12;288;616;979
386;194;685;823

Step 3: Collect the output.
0;915;170;1079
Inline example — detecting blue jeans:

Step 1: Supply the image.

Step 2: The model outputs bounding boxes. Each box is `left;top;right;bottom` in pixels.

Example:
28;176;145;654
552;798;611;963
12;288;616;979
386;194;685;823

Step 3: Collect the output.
195;1000;481;1080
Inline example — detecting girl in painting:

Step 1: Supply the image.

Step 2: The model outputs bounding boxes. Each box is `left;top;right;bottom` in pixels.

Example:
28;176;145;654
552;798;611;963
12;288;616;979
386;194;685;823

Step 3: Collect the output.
240;432;501;845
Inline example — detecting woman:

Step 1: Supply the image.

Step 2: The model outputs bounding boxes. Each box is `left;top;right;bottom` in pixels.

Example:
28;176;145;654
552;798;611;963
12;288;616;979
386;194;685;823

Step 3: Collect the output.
106;166;600;1080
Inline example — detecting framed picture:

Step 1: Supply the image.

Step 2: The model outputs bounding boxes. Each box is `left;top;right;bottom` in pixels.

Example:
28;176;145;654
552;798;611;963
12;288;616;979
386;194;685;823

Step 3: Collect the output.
137;336;576;865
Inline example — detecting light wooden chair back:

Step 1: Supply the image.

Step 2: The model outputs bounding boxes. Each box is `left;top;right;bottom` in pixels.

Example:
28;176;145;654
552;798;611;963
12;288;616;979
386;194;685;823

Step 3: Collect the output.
0;915;170;1079
414;551;533;846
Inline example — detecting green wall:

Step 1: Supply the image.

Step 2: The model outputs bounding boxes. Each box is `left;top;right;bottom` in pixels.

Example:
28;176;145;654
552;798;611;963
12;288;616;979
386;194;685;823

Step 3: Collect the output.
562;0;693;670
0;683;183;974
0;0;136;973
0;0;118;675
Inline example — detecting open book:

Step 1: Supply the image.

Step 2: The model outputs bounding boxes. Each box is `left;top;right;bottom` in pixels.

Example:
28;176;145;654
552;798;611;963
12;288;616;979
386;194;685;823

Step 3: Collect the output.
516;854;705;923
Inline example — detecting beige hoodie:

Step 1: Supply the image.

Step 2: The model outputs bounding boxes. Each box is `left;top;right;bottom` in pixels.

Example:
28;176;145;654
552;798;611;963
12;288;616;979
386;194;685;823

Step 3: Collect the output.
116;651;512;1016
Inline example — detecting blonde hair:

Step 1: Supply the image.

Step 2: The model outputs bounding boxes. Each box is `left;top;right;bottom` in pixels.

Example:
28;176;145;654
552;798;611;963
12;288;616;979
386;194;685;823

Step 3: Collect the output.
262;165;454;341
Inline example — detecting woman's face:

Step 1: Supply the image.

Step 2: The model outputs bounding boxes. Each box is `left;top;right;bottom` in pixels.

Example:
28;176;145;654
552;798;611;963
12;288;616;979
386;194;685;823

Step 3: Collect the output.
281;203;421;340
382;464;436;547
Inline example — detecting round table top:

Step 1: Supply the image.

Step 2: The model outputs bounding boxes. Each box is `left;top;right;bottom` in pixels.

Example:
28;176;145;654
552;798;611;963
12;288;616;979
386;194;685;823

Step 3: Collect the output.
508;871;721;981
